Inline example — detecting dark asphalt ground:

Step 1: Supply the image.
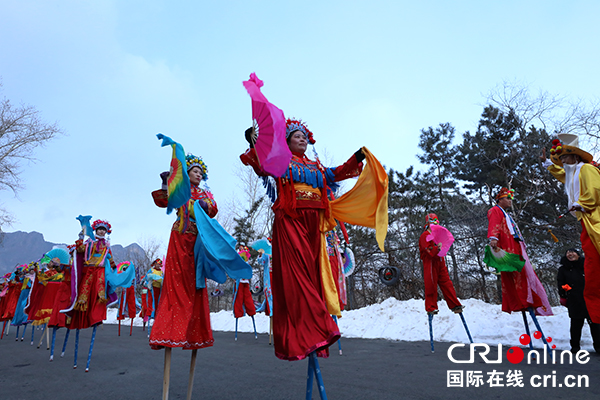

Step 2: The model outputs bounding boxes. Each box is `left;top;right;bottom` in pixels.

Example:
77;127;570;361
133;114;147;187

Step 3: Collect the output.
1;323;599;400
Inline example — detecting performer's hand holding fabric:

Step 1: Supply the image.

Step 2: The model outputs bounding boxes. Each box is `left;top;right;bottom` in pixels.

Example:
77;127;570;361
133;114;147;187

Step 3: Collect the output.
160;171;169;190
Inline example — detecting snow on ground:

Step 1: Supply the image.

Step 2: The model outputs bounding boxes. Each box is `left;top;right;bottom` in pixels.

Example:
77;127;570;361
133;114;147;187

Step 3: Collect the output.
105;297;596;351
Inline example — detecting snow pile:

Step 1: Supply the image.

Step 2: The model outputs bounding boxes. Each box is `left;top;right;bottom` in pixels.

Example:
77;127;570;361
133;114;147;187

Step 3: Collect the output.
106;297;594;351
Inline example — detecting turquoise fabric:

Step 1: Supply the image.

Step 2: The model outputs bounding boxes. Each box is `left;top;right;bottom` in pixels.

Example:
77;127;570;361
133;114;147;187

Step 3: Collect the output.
193;201;252;289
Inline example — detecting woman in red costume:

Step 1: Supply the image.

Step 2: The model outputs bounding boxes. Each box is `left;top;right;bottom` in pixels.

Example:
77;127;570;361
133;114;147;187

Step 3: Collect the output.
487;189;551;314
149;154;217;350
70;221;116;329
419;213;462;315
241;119;365;361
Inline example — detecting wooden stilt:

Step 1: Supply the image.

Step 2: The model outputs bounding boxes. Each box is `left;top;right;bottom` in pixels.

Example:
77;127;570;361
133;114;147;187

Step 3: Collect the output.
521;311;535;351
46;324;50;350
74;329;80;369
186;349;198;400
37;324;47;348
310;352;328;400
85;325;98;372
162;347;172;400
332;315;343;355
61;328;70;357
428;314;435;353
50;327;58;361
458;313;474;343
251;315;257;339
235;318;238;341
306;354;315;400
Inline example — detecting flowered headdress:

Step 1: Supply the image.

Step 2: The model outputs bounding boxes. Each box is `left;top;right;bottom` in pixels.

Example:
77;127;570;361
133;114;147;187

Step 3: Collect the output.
424;213;439;228
495;188;515;202
151;258;163;269
549;133;593;167
237;245;251;262
92;219;112;234
185;153;209;181
286;118;316;144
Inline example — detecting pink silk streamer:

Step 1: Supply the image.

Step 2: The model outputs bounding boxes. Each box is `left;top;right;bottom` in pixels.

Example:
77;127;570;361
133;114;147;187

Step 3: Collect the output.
425;224;454;257
243;73;291;177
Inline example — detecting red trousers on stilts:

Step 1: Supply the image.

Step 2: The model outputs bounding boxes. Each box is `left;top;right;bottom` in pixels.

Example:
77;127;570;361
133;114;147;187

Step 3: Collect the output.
419;230;461;313
234;282;256;318
581;222;600;324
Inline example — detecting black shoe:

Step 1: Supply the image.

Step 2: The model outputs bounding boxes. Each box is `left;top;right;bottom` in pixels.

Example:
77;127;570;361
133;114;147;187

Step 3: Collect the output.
427;310;439;315
451;305;465;314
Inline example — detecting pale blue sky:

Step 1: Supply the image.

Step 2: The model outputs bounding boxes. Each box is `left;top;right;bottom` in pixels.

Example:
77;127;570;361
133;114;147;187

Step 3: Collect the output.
1;1;599;252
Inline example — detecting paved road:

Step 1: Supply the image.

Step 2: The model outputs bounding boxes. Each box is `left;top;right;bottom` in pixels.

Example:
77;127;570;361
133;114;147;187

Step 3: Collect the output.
1;323;599;399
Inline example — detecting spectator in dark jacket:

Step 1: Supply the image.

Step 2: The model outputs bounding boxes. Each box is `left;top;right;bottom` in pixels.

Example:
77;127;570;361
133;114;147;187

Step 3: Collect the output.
557;248;600;353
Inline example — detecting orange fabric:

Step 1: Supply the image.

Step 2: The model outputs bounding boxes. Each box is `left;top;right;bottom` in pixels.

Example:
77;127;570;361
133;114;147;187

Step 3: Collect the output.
326;147;389;251
319;148;389;315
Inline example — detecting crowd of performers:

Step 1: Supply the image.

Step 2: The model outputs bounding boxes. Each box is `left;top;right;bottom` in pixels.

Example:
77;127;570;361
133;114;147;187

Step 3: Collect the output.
4;76;600;399
0;218;158;371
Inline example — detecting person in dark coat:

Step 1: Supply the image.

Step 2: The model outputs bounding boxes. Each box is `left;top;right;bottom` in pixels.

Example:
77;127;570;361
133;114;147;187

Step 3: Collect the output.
557;248;600;353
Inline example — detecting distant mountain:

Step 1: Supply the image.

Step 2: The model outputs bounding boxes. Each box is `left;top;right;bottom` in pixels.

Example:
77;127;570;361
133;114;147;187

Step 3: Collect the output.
0;231;145;276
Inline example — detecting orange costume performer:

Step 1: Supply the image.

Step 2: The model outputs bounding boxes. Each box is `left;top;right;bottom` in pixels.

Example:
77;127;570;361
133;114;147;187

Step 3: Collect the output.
544;134;600;324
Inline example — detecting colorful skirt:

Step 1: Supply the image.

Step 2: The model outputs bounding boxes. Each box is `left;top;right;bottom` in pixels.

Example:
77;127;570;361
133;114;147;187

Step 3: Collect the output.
271;208;340;361
69;266;107;329
149;229;213;350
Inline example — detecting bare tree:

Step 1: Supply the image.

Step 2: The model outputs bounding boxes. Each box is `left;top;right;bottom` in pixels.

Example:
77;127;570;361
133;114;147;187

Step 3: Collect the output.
486;80;600;151
222;162;273;238
0;81;63;228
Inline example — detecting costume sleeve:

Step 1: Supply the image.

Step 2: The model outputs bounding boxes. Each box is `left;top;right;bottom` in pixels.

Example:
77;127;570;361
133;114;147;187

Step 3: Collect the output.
240;148;270;177
152;189;168;208
487;207;503;241
326;154;363;184
557;267;567;298
107;250;117;269
577;164;600;212
419;230;439;258
547;163;566;184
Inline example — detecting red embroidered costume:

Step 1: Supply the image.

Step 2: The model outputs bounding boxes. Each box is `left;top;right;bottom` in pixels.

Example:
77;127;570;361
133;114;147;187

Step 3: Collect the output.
486;189;551;315
149;158;218;350
241;119;363;361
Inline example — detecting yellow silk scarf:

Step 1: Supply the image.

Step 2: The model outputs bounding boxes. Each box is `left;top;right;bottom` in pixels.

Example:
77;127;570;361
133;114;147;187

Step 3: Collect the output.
319;147;389;316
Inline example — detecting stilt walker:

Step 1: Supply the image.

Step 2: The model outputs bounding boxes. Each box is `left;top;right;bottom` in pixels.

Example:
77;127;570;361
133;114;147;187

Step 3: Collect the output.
543;134;600;324
484;187;553;343
419;213;468;349
250;240;273;345
1;265;27;340
240;74;388;397
47;250;73;361
68;217;133;372
149;135;252;399
232;245;258;340
116;273;137;336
